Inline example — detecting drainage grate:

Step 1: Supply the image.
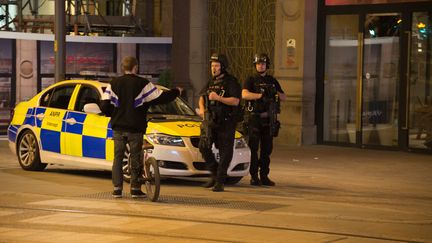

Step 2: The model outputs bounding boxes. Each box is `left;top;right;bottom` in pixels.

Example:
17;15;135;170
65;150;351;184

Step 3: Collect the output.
80;192;284;211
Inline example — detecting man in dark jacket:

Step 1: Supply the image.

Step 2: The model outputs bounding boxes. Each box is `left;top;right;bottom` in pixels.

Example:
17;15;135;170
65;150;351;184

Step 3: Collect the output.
198;53;241;192
101;56;181;198
242;53;286;186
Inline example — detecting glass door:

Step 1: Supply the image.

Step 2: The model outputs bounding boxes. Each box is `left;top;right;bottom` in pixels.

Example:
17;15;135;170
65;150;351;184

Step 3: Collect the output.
323;13;406;148
408;12;432;150
362;13;401;147
323;15;359;143
321;4;432;152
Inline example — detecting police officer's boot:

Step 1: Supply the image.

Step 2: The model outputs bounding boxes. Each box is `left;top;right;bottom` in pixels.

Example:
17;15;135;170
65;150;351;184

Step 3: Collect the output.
250;174;262;186
212;182;224;192
261;176;275;186
203;176;216;188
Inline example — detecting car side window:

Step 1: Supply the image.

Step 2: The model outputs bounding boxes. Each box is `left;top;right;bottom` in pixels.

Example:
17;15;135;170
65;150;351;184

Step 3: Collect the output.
43;85;75;109
40;89;53;107
74;86;100;112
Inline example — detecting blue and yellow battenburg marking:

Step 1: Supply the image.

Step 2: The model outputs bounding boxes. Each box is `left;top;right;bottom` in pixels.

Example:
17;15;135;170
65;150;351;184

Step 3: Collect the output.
9;106;114;161
7;96;207;163
8;124;19;143
39;107;66;153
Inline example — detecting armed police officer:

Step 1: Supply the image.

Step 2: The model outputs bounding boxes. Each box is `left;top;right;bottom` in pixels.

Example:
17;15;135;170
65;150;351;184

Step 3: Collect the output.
242;53;286;186
198;53;241;192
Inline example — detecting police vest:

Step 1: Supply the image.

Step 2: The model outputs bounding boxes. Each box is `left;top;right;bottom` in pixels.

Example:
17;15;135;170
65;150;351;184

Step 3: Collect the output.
248;78;277;114
206;76;238;123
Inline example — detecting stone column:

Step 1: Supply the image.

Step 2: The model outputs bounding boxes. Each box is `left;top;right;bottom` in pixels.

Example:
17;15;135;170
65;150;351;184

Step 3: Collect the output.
274;0;317;145
188;0;208;108
116;43;136;73
172;0;208;108
302;0;318;144
16;39;38;102
172;0;190;101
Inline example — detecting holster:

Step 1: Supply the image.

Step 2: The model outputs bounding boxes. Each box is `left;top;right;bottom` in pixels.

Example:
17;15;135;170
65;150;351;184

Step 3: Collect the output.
272;120;281;137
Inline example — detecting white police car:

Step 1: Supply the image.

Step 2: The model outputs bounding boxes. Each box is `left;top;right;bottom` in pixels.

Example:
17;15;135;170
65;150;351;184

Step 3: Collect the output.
7;79;251;184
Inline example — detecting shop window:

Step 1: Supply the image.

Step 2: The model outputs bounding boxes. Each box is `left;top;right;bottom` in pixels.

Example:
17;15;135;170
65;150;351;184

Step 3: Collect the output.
138;44;171;83
0;39;13;135
39;41;115;76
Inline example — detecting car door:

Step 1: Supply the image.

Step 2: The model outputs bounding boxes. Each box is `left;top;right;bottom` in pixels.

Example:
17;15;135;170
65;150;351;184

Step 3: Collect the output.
63;84;113;161
37;84;75;154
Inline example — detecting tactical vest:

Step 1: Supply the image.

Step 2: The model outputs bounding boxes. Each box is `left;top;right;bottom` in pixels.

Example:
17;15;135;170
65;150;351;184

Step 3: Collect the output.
206;76;237;123
247;77;277;114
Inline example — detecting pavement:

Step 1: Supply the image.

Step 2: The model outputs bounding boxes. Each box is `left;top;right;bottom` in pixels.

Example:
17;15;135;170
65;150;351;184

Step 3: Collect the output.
0;139;431;243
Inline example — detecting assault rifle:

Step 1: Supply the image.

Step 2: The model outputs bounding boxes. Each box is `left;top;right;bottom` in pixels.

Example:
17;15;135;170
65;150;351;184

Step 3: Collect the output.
199;95;214;150
258;83;280;137
268;95;280;137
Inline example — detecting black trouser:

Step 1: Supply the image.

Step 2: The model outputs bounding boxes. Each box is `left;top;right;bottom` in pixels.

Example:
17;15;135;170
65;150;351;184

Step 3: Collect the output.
247;116;273;178
113;131;143;190
199;121;236;184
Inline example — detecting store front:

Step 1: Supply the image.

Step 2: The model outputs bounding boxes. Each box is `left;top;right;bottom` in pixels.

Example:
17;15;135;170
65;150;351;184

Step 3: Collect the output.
0;39;15;135
317;0;432;151
38;41;171;91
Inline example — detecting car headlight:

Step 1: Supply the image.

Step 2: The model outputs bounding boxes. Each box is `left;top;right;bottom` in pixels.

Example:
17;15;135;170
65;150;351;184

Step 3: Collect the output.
235;137;247;149
146;134;185;147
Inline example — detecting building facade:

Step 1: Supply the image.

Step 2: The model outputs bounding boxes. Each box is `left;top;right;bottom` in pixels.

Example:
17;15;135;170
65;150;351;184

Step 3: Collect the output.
196;0;432;151
1;0;431;152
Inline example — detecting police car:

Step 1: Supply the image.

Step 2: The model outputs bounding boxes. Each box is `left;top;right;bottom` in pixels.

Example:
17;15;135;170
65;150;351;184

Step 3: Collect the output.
7;79;250;184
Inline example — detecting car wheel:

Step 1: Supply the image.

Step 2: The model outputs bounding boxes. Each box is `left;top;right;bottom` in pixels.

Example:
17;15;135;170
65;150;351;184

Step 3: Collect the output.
17;130;47;171
122;143;131;183
225;176;243;185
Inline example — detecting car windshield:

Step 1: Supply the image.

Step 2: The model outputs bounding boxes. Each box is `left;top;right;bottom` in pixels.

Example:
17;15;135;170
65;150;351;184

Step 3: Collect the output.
149;97;196;116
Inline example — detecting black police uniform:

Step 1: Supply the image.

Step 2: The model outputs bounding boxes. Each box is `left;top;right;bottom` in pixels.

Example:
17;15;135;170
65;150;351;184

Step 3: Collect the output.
243;73;284;183
199;73;241;185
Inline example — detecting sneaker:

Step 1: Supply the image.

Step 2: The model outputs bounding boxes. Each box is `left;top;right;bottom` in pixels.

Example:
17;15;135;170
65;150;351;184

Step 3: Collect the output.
112;189;122;198
131;190;146;198
250;177;262;186
261;177;276;186
212;182;224;192
203;177;216;188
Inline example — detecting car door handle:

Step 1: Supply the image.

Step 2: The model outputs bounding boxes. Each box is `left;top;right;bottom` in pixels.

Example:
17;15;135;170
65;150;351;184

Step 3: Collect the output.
36;113;45;120
65;118;77;125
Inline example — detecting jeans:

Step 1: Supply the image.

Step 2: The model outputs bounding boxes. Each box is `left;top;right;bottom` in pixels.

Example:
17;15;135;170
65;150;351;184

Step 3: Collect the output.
112;131;143;190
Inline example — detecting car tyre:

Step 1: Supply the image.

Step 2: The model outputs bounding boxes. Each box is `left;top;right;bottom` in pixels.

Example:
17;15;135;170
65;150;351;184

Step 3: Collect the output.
225;176;243;185
144;157;160;202
17;130;47;171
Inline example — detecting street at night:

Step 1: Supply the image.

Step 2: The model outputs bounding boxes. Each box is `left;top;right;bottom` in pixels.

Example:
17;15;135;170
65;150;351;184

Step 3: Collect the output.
0;140;431;242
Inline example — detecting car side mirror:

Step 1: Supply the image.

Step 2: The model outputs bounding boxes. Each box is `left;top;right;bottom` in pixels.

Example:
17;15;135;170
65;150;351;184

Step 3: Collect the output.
83;103;102;114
